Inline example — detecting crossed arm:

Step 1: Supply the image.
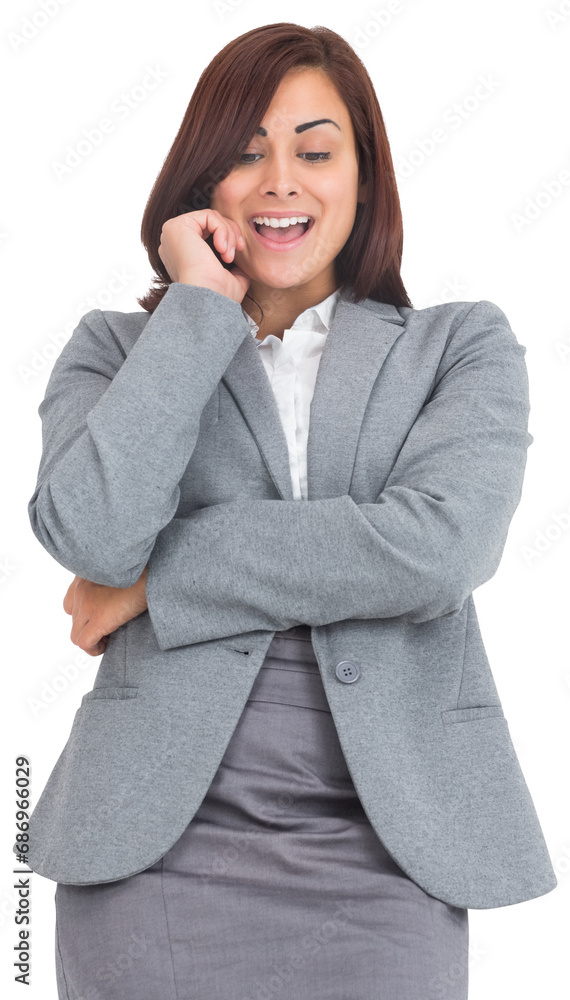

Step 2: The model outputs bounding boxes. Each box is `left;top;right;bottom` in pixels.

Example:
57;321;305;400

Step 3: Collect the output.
58;298;532;654
62;566;149;656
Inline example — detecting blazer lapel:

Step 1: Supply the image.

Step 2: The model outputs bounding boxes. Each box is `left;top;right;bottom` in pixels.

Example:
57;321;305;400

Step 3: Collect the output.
222;291;406;501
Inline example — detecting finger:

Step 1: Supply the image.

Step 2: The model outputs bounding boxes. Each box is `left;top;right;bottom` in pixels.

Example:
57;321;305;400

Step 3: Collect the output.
88;636;108;656
74;618;105;654
227;220;245;247
205;213;233;255
86;633;109;656
224;227;243;260
214;220;230;254
84;639;107;657
219;220;244;256
196;211;237;257
63;576;78;614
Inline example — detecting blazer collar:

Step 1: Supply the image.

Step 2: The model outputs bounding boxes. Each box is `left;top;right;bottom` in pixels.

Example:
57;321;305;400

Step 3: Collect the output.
222;286;406;501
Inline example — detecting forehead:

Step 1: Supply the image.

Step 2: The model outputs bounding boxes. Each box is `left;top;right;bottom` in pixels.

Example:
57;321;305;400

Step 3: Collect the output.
259;68;350;134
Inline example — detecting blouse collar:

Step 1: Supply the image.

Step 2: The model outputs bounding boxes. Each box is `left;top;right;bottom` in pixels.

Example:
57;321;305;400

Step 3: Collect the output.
241;286;343;344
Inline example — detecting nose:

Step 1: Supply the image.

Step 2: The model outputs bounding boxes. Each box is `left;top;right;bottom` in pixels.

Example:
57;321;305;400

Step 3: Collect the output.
256;152;304;200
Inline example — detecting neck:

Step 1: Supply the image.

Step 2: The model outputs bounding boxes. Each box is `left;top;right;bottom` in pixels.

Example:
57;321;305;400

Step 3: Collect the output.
243;275;340;342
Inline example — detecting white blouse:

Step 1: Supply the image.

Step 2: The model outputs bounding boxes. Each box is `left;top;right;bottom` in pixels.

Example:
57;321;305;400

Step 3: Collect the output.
241;287;342;501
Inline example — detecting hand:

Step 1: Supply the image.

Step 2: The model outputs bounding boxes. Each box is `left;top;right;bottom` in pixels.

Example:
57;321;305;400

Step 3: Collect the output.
63;566;149;657
158;208;251;305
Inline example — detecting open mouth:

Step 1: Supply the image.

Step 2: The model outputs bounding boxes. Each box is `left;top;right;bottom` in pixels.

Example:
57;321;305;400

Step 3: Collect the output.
249;217;314;250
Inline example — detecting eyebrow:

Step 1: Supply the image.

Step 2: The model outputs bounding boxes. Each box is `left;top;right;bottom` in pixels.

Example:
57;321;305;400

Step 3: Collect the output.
255;119;341;136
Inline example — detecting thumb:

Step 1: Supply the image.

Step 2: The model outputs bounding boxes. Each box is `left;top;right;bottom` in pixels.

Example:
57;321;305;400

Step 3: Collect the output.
231;266;251;293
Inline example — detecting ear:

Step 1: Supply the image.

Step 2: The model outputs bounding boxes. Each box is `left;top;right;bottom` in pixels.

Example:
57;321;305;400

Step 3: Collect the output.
356;158;368;204
357;173;368;205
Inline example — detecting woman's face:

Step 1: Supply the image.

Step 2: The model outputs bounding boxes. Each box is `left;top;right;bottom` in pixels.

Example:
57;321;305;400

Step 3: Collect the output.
209;67;367;299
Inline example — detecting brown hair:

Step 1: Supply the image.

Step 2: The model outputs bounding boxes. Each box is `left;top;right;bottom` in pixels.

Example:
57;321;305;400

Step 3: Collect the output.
137;22;412;314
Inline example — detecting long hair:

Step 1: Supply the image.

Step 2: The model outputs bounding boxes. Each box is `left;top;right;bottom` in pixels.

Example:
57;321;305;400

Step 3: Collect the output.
137;22;412;313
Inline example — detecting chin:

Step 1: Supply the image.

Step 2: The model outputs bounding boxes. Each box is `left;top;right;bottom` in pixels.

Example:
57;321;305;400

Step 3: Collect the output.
248;267;316;290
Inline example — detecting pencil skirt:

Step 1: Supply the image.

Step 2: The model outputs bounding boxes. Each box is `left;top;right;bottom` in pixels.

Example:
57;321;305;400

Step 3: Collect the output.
54;625;469;1000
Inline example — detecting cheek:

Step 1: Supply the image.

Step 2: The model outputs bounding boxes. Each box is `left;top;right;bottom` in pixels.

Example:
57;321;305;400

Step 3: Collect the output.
325;196;359;241
211;176;248;211
321;173;359;212
208;192;223;213
208;182;230;214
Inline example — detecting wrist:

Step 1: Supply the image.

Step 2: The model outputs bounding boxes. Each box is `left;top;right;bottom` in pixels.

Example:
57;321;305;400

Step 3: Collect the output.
175;277;229;298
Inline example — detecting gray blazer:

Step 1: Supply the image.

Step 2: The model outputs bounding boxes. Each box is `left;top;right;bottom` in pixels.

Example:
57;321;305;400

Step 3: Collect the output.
16;282;557;909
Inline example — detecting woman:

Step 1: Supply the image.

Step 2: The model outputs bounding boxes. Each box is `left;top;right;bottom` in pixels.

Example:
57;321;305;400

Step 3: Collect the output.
18;22;556;1000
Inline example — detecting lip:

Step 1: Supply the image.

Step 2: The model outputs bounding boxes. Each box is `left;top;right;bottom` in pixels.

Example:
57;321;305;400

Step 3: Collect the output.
248;216;315;252
248;211;314;220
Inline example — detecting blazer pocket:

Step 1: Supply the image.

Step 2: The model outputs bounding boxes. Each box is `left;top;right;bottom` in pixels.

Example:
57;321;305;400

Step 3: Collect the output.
441;705;505;724
82;686;139;702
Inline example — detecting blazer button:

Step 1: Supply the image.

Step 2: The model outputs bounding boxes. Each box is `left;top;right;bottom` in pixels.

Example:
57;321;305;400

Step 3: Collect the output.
335;660;360;684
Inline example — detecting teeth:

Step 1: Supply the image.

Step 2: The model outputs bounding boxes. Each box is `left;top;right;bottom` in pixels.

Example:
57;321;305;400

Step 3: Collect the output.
252;215;310;228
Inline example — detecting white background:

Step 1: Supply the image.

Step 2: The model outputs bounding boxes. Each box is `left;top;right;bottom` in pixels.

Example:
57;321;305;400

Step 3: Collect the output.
1;0;569;996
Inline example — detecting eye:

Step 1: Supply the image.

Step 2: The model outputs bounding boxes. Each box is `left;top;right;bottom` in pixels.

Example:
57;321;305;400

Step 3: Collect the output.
238;152;331;164
302;152;331;162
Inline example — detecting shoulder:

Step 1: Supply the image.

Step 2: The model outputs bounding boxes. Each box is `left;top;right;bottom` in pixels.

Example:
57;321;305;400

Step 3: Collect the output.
78;305;151;355
357;295;515;338
397;298;511;331
70;284;242;360
387;298;526;359
352;297;529;390
50;305;151;382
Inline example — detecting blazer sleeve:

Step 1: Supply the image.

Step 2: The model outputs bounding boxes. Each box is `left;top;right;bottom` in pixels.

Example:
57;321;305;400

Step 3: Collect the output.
144;299;534;650
27;283;251;588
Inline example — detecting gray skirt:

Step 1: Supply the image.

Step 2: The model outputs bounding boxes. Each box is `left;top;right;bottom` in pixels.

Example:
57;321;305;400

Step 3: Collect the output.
54;626;469;1000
